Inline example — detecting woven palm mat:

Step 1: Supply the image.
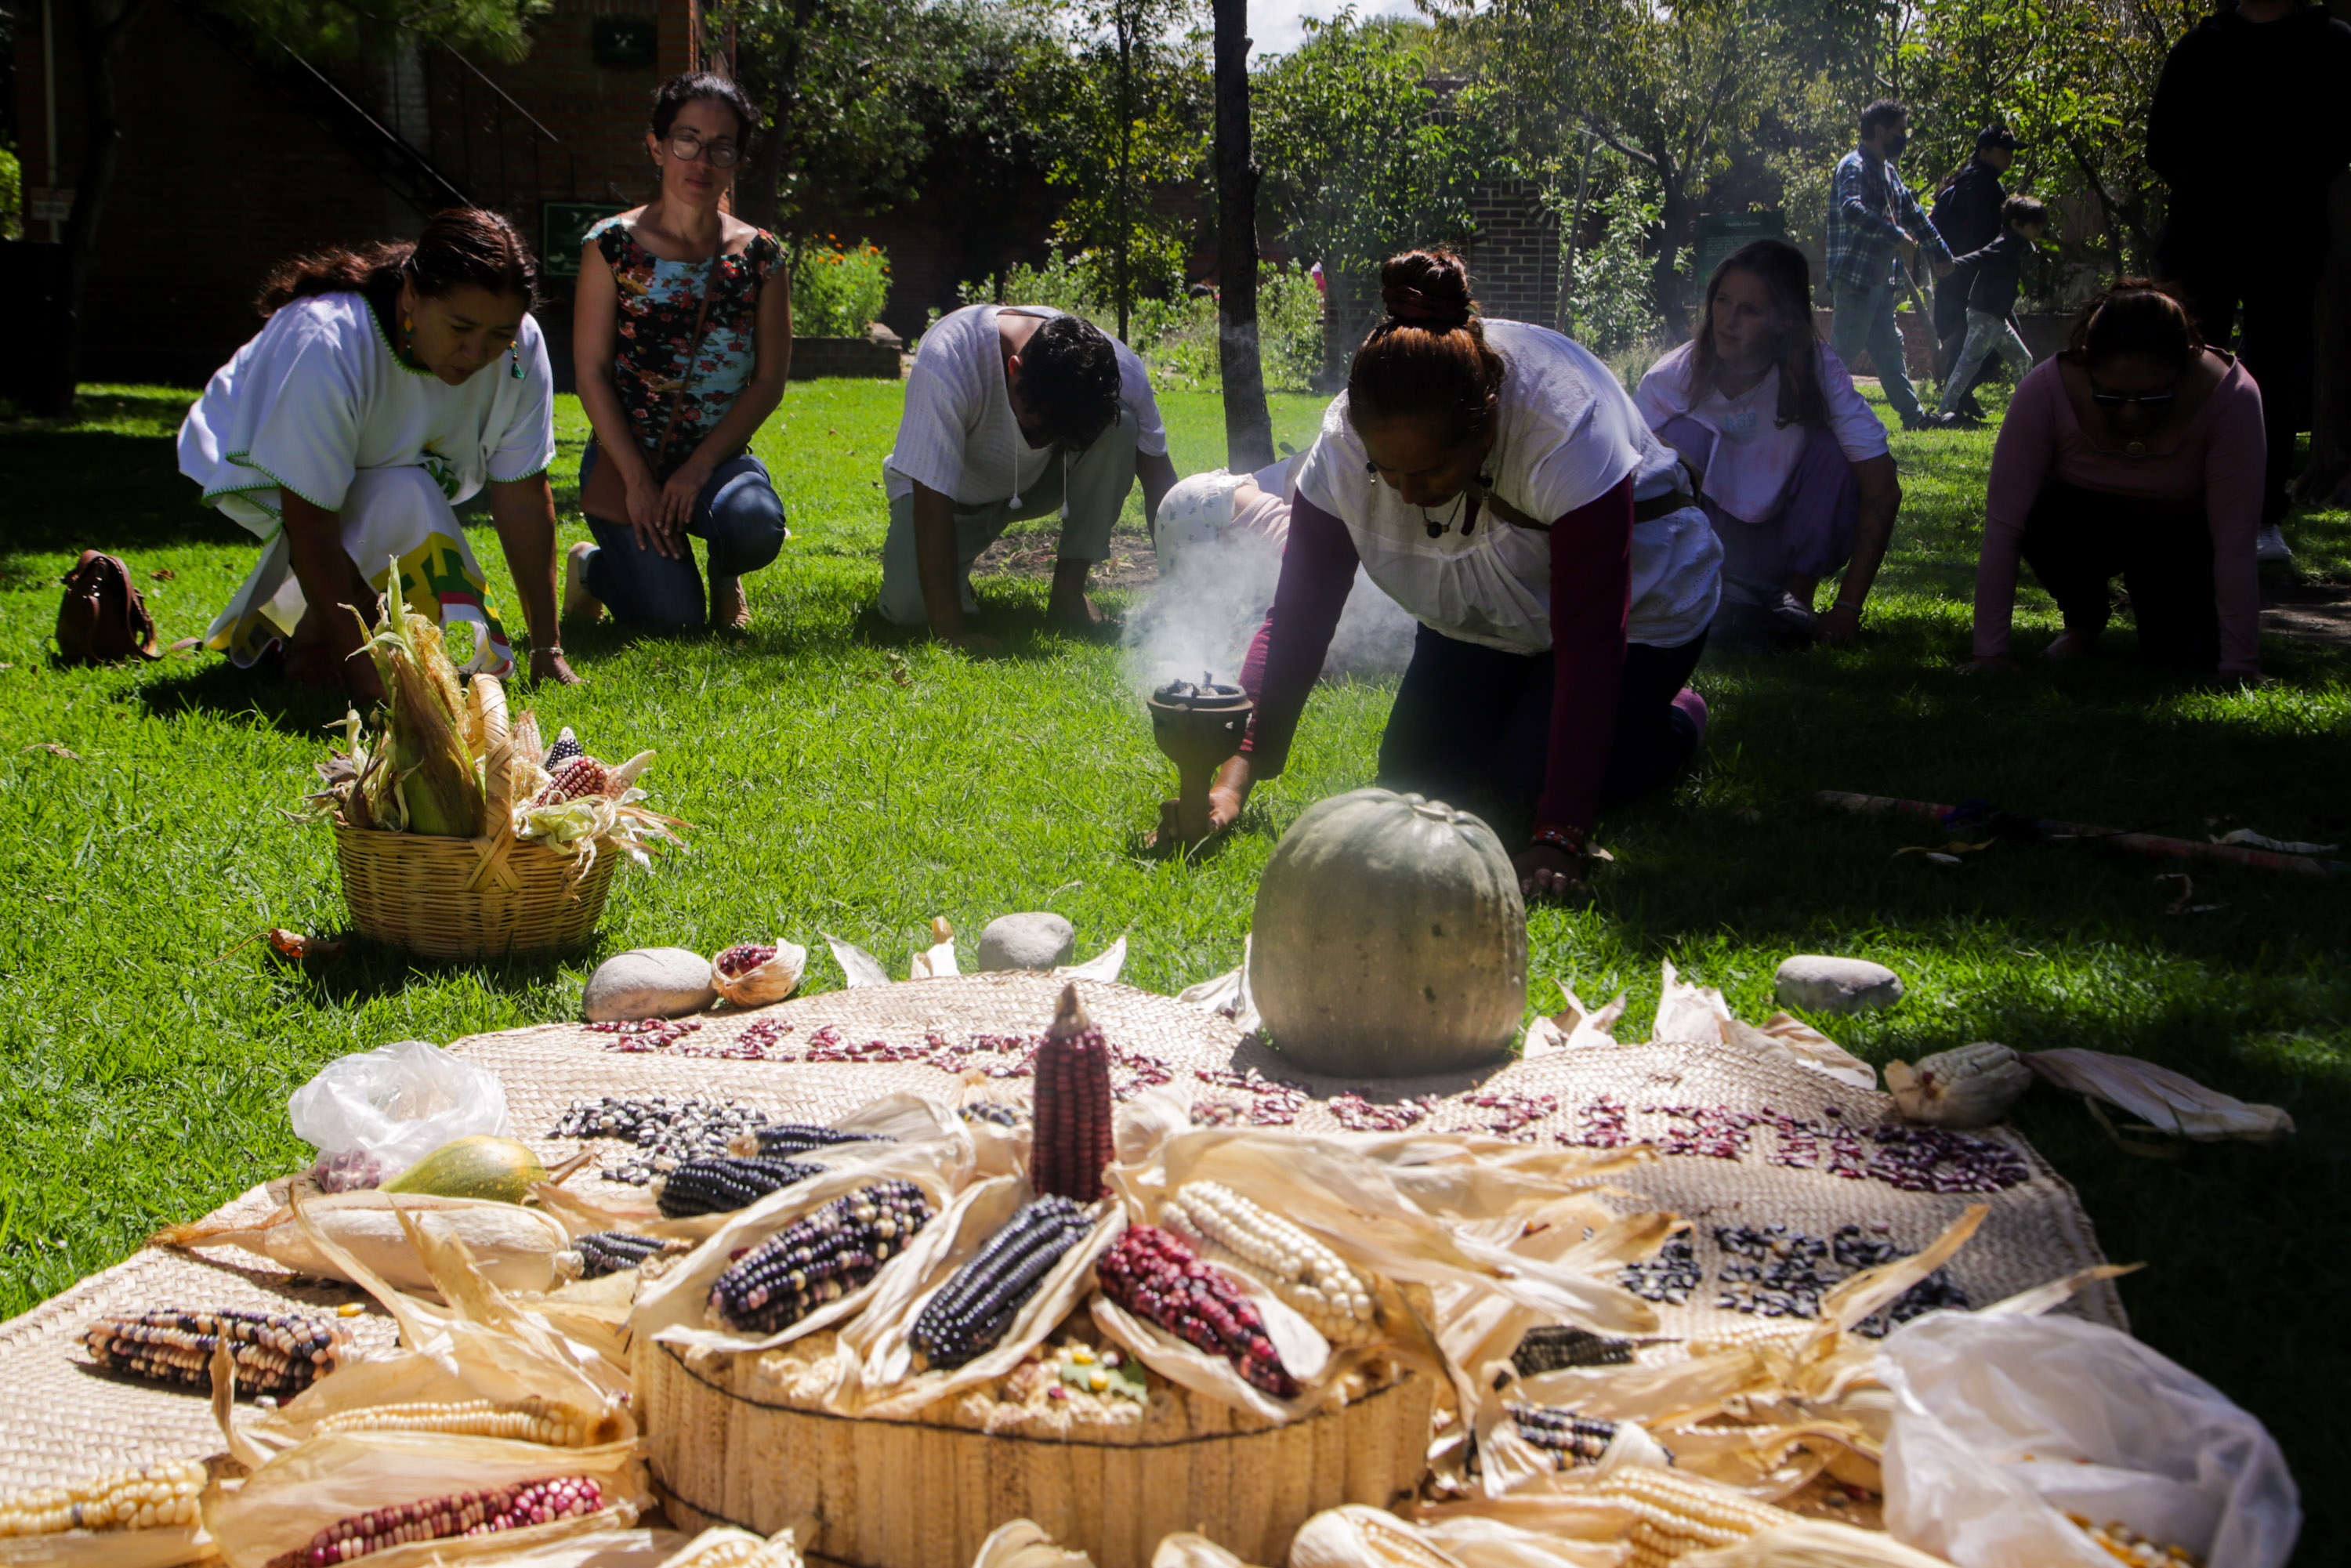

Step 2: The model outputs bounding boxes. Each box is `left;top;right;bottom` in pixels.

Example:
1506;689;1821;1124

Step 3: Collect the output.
0;971;2119;1497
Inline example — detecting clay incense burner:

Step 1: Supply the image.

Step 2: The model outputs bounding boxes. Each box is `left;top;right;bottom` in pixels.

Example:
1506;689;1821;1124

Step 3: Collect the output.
1148;675;1254;843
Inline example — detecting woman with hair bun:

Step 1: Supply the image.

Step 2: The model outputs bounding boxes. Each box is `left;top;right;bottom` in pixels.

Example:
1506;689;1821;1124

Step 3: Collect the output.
1171;249;1722;902
178;207;574;701
1965;280;2264;678
568;71;792;634
1635;238;1900;648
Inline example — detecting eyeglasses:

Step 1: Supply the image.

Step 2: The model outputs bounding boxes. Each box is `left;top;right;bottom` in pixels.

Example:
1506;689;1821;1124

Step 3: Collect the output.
2088;378;2178;409
662;134;741;169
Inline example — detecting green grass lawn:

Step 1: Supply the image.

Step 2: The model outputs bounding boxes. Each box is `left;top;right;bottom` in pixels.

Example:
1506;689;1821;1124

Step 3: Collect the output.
2;377;2347;1548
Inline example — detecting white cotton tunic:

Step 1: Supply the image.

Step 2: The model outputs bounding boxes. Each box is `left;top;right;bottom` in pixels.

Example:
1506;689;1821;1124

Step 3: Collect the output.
1293;319;1722;654
1632;339;1888;523
883;304;1168;506
177;291;556;533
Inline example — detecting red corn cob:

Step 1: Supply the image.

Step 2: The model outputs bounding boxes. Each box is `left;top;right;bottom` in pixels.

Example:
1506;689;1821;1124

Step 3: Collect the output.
263;1476;601;1566
1096;1225;1299;1397
1029;984;1115;1204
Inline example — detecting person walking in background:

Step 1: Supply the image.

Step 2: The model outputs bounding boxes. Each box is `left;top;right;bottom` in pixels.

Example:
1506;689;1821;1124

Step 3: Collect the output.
1931;124;2019;422
2147;0;2351;565
1636;240;1900;650
1965;282;2264;682
878;305;1178;651
570;72;792;636
1826;99;1958;432
1938;197;2051;422
177;208;573;703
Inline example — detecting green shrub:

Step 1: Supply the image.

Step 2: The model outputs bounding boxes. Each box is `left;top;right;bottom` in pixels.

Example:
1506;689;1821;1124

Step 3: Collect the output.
793;237;892;338
0;143;20;243
1565;174;1667;359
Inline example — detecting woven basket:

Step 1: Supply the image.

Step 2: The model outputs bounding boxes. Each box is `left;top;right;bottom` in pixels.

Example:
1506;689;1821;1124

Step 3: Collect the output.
638;1337;1434;1568
333;675;619;960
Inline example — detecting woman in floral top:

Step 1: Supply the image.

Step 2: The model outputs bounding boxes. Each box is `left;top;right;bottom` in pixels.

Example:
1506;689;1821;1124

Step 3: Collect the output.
570;72;791;632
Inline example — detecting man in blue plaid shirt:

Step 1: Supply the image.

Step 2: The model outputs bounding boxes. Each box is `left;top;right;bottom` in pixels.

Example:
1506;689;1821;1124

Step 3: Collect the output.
1827;99;1958;431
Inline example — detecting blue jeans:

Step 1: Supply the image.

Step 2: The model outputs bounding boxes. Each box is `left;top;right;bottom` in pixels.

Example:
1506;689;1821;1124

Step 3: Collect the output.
578;445;788;632
1830;277;1925;423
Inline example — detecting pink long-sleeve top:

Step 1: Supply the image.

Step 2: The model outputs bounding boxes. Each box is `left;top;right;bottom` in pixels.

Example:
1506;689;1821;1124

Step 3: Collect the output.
1972;355;2265;672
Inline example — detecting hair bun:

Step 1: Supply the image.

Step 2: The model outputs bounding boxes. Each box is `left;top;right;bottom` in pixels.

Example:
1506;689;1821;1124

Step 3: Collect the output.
1378;249;1475;328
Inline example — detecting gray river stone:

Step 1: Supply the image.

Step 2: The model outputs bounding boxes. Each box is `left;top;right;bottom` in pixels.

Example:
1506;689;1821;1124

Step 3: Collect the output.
976;913;1077;972
582;947;718;1021
1774;954;1905;1013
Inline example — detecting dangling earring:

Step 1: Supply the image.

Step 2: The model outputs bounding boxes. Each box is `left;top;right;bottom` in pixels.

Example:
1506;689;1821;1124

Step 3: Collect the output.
509;342;523;380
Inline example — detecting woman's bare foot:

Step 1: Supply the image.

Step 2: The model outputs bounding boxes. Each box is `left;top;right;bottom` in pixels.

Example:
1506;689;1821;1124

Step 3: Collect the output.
2044;628;2100;661
563;541;603;621
710;574;750;630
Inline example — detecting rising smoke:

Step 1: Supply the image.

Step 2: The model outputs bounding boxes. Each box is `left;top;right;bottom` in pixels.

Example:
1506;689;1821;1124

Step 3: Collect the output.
1121;469;1419;698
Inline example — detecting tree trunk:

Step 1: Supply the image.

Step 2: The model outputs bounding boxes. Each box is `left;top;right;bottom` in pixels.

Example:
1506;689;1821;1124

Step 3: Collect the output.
2293;166;2351;506
1652;157;1694;342
1114;2;1132;343
45;0;149;416
1212;0;1272;471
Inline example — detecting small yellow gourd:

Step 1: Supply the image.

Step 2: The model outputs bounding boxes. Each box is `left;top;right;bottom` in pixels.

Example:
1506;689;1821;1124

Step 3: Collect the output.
382;1135;549;1204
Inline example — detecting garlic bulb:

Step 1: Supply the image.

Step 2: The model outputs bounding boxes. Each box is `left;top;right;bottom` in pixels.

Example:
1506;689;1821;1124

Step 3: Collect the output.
1884;1042;2032;1128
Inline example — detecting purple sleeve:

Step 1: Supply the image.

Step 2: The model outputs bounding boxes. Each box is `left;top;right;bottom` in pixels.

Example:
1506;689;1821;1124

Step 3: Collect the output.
1237;494;1360;776
1534;477;1634;837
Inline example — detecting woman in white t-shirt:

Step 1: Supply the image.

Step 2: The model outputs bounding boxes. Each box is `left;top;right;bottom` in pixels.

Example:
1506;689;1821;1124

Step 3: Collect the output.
1175;250;1722;902
179;209;573;702
1634;239;1899;648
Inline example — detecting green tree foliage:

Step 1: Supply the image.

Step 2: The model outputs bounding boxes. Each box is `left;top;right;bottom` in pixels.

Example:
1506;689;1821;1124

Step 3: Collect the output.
1252;10;1500;378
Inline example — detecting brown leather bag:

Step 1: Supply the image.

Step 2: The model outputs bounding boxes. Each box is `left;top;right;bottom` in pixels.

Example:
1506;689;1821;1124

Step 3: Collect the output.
581;250;726;523
56;550;162;664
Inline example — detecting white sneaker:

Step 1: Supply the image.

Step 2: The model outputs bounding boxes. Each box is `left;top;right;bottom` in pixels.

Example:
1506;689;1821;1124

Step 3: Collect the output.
2255;524;2295;564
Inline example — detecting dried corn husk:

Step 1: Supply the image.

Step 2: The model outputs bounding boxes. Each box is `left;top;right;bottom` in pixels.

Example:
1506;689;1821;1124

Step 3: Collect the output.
1089;1258;1348;1424
356;592;484;838
428;1527;693;1566
712;940;810;1009
910;917;958;980
1288;1505;1619;1568
2022;1048;2294;1143
0;1515;212;1568
1679;1520;1955;1568
1884;1043;2032;1128
824;932;893;987
972;1521;1094;1568
657;1526;805;1567
216;1197;632;1468
838;1174;1127;1417
1148;1535;1256;1568
152;1190;568;1295
201;1432;645;1568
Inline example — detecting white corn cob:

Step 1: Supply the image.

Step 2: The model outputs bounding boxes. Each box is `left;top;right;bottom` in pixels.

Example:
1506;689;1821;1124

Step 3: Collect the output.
1162;1179;1378;1345
663;1525;807;1567
0;1460;206;1537
311;1396;616;1447
1577;1467;1797;1567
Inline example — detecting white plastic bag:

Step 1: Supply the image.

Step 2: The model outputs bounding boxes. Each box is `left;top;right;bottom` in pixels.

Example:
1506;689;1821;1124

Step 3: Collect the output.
288;1038;512;1179
1878;1311;2298;1568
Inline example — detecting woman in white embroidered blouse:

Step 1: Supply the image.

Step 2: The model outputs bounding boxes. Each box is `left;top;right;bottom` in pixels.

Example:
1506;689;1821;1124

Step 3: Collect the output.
178;208;574;701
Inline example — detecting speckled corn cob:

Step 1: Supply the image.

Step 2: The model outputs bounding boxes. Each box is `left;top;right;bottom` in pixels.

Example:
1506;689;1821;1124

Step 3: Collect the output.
1031;984;1115;1203
1506;1403;1619;1466
82;1308;351;1398
652;1155;821;1219
726;1123;878;1160
708;1180;933;1334
1511;1324;1636;1375
911;1195;1091;1368
666;1527;806;1567
0;1459;206;1537
1096;1224;1299;1397
312;1396;618;1447
1575;1467;1796;1566
1163;1179;1378;1346
557;1229;688;1280
263;1476;602;1567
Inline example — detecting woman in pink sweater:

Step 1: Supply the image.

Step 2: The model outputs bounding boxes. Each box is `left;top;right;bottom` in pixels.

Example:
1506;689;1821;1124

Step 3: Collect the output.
1967;281;2264;677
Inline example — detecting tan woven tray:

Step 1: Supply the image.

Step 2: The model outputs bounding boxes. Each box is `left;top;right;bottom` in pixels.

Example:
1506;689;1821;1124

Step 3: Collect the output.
0;972;2120;1514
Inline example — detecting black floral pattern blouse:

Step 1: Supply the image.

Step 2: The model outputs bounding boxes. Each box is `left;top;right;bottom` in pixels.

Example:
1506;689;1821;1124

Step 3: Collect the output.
591;218;783;464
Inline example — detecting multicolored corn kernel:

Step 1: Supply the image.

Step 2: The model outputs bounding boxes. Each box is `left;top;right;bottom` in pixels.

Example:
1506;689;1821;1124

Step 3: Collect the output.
263;1475;602;1567
82;1307;352;1398
1509;1324;1636;1376
0;1460;206;1537
1029;984;1114;1203
1505;1403;1621;1467
911;1195;1091;1369
1095;1225;1299;1398
1162;1179;1377;1346
557;1229;687;1280
708;1180;934;1334
726;1122;881;1160
652;1154;821;1219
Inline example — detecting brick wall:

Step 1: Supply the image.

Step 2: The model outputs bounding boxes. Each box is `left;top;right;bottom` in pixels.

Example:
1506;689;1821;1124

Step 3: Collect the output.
1458;179;1561;329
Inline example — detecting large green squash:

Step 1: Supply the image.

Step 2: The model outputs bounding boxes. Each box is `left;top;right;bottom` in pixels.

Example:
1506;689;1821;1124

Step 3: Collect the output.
1247;789;1527;1076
